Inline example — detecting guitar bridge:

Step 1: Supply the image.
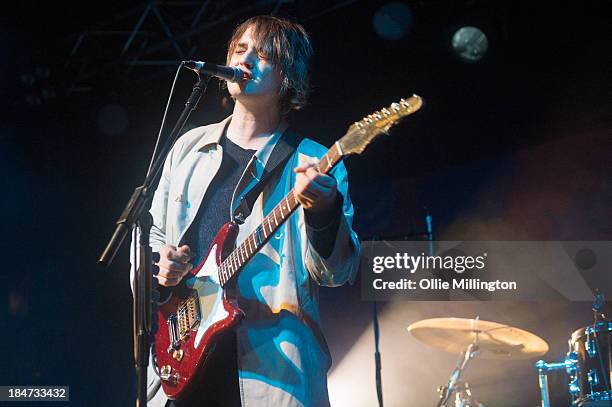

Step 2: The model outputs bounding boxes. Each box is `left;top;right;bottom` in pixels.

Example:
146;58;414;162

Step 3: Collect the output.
167;290;201;349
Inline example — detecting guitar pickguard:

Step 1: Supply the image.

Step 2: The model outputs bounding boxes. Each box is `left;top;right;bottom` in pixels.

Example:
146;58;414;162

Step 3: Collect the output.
187;244;228;348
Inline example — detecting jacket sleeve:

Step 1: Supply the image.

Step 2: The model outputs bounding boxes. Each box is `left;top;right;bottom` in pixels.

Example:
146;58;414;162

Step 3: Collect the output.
302;160;361;287
148;143;175;252
129;142;176;291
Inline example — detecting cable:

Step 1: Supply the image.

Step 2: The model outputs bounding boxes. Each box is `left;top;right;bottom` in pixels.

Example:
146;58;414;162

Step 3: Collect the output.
146;61;185;178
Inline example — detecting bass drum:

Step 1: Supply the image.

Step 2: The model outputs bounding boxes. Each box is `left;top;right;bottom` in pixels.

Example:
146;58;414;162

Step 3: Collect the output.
569;321;612;406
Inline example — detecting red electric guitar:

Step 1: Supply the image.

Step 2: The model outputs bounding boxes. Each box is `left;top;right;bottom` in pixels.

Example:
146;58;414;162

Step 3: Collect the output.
154;96;423;399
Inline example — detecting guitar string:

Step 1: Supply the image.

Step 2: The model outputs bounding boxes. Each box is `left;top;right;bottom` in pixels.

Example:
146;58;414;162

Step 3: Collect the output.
219;143;341;285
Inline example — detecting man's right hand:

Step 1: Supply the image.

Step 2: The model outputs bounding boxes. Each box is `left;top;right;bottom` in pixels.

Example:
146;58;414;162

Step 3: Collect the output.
155;244;193;287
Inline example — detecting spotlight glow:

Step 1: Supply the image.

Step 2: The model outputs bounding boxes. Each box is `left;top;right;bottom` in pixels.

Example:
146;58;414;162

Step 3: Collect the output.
451;26;488;62
373;2;413;41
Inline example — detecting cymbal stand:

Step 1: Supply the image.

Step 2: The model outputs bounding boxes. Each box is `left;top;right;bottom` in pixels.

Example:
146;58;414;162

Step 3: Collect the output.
436;341;480;407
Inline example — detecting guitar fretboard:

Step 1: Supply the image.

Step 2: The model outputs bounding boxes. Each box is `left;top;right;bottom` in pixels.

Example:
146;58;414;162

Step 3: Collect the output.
218;142;343;286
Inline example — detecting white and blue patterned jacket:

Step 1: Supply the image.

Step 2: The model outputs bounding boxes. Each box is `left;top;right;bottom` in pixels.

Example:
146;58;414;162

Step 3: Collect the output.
138;116;360;407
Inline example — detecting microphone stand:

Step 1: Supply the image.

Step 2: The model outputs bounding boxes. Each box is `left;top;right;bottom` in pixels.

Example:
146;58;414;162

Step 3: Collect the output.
373;300;383;407
99;72;208;407
133;214;153;407
369;210;434;407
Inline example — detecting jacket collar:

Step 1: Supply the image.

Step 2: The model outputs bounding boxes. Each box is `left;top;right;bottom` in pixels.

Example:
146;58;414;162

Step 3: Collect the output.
193;115;232;152
253;120;289;169
194;115;289;169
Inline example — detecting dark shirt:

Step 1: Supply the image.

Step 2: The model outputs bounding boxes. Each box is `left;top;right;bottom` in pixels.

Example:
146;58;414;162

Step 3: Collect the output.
184;136;256;265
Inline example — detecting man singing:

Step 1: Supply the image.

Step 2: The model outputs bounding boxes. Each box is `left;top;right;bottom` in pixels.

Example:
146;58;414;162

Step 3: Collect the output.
143;15;360;407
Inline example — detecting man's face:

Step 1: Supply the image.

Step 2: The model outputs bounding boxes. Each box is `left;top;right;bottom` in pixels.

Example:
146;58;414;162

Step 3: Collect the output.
227;25;282;108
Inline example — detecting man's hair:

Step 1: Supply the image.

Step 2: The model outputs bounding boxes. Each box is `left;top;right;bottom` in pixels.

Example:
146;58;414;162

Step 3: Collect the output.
226;15;312;114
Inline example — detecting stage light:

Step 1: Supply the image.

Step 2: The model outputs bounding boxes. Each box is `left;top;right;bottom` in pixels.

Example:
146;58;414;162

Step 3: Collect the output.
373;2;413;41
451;26;488;62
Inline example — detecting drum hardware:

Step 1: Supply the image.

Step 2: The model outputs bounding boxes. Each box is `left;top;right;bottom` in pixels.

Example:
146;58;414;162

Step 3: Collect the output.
438;381;485;407
536;356;579;406
435;341;483;407
408;316;548;407
536;322;612;407
535;292;612;407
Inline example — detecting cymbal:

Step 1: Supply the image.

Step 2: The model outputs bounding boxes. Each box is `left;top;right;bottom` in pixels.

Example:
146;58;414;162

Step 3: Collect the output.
407;317;549;360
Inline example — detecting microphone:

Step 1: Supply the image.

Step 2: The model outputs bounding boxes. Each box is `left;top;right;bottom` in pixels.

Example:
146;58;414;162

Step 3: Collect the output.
183;60;247;83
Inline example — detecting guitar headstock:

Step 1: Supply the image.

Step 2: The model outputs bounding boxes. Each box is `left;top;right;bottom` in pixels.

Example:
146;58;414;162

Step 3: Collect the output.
338;95;423;156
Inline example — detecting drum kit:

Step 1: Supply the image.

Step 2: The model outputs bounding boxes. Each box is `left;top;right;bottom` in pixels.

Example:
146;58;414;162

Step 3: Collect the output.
535;295;611;407
407;298;611;406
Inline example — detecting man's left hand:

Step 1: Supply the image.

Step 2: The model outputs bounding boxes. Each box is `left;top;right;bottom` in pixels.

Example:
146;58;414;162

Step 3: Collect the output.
294;163;337;213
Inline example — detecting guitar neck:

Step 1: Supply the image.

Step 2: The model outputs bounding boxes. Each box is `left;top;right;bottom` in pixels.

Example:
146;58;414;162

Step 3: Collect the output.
218;142;344;286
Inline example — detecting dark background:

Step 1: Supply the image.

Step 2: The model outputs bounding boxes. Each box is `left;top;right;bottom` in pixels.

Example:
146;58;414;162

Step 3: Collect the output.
1;1;611;405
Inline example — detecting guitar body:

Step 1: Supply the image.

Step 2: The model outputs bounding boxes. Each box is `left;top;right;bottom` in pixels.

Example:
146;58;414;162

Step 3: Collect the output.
155;222;244;400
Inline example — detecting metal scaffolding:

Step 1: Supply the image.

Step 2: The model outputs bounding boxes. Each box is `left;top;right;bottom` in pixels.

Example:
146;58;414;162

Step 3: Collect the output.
62;0;358;97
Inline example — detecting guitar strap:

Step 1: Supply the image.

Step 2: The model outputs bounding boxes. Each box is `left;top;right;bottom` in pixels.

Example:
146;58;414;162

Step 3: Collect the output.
232;128;302;225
